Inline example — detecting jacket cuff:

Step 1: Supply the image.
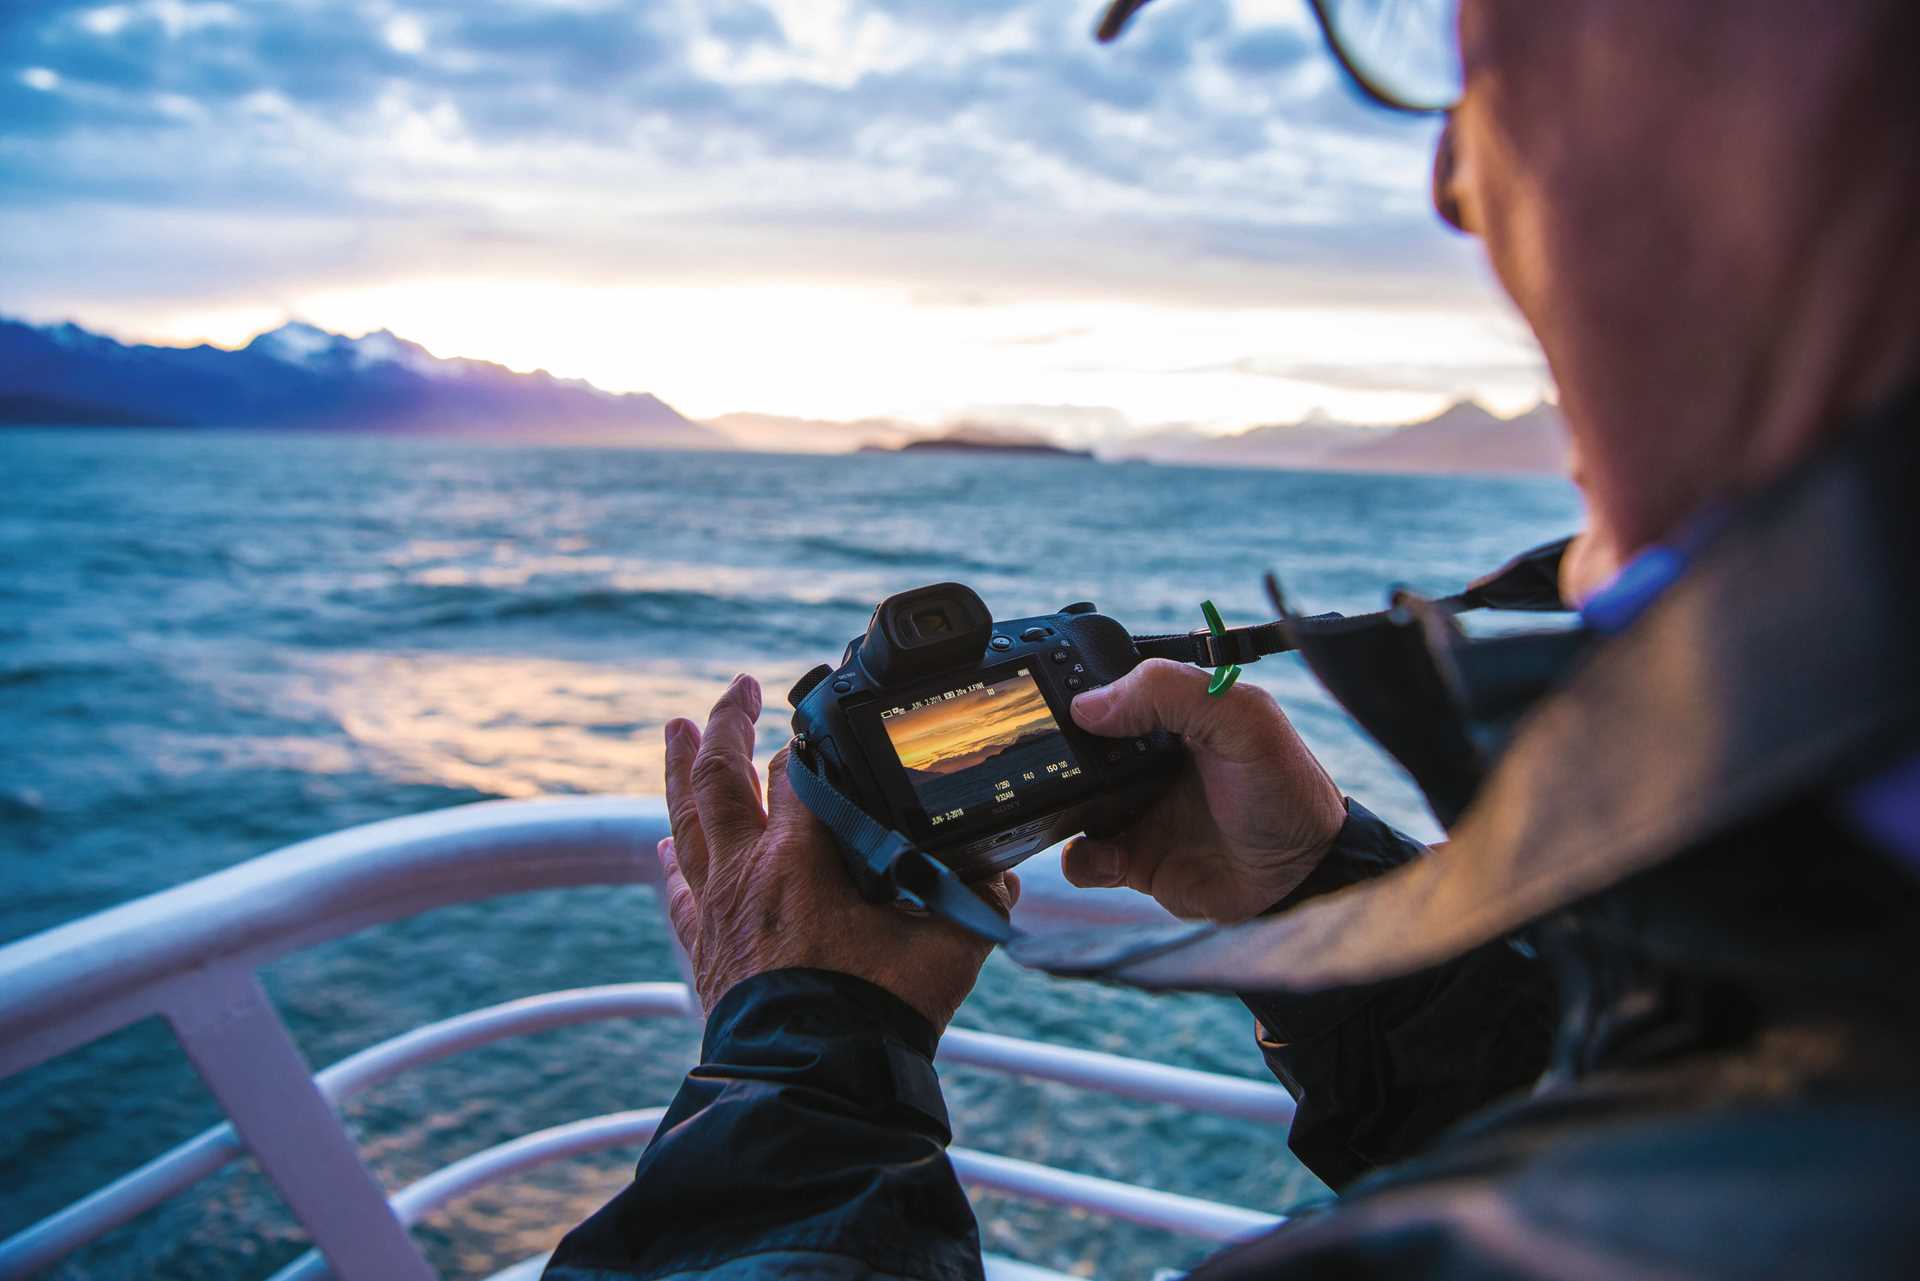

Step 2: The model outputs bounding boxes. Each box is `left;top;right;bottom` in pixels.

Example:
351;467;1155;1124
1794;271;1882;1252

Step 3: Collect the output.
1242;798;1430;1045
702;967;950;1134
1269;796;1429;913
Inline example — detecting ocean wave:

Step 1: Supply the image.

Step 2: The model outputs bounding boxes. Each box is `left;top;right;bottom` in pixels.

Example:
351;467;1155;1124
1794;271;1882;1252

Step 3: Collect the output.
419;584;869;629
292;580;874;656
0;658;111;688
789;534;1006;576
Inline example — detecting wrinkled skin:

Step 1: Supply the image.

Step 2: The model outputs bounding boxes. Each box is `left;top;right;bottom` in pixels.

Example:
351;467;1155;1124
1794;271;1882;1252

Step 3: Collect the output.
660;674;1015;1029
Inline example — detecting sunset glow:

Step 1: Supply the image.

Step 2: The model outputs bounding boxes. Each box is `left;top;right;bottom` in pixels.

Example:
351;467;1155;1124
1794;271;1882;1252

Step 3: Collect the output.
3;0;1552;439
883;673;1060;776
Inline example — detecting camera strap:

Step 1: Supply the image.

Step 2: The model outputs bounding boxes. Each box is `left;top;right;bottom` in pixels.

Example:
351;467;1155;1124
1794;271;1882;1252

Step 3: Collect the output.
1128;538;1574;670
785;745;1022;944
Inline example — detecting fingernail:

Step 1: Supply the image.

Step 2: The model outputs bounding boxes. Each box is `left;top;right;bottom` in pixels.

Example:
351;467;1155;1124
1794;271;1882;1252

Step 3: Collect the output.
665;719;693;748
1082;843;1122;886
1071;686;1112;724
656;837;675;867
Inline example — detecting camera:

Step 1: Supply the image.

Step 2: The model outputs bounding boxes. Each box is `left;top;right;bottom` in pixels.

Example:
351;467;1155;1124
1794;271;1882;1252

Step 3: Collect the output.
788;583;1184;896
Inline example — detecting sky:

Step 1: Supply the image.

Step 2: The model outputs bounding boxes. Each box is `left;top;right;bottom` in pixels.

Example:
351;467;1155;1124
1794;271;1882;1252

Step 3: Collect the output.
1;0;1553;439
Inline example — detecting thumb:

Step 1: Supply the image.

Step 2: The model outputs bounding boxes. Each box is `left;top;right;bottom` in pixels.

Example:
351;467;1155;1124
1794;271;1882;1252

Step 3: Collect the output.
1070;659;1264;754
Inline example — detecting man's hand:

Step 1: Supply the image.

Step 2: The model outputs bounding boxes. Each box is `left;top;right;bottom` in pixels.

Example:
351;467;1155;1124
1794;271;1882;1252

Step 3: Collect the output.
660;674;1016;1031
1063;659;1346;923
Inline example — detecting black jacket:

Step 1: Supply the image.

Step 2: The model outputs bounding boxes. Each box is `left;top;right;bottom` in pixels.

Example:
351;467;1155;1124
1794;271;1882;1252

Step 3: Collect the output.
546;796;1920;1280
548;402;1920;1280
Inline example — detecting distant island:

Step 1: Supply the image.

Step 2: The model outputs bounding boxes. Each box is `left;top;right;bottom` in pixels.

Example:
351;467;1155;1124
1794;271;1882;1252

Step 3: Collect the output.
860;424;1095;460
0;316;713;446
712;401;1567;476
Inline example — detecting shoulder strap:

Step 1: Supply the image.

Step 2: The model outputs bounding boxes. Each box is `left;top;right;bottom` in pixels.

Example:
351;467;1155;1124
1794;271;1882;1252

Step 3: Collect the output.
1130;618;1302;668
1129;539;1572;671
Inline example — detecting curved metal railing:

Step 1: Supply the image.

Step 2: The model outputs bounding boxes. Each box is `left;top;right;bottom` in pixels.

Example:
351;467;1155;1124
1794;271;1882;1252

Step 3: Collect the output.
0;796;1294;1281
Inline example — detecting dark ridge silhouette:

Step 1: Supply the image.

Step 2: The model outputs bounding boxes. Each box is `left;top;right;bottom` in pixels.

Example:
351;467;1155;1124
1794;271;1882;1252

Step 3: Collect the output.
0;317;713;445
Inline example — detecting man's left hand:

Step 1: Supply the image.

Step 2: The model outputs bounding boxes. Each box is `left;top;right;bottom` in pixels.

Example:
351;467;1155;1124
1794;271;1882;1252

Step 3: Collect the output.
659;674;1017;1032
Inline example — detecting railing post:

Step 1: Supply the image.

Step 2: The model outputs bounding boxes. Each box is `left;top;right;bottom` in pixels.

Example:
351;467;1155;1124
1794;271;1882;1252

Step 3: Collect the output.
165;968;436;1281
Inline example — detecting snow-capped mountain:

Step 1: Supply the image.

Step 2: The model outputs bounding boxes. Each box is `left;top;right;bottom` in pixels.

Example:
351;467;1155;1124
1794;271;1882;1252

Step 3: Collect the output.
0;317;712;445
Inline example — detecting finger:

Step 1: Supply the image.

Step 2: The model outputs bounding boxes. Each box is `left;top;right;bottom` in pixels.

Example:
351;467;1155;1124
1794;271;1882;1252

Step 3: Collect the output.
692;674;770;855
663;717;713;893
657;838;699;951
762;745;826;846
1004;871;1022;910
1063;833;1169;901
1069;659;1276;758
975;872;1015;918
1062;836;1126;888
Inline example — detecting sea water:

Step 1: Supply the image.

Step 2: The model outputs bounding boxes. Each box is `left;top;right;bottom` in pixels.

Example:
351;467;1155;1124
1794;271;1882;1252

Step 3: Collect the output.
0;428;1581;1279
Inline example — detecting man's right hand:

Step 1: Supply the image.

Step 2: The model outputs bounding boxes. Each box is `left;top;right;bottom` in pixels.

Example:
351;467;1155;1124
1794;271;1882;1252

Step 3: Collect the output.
1064;659;1347;923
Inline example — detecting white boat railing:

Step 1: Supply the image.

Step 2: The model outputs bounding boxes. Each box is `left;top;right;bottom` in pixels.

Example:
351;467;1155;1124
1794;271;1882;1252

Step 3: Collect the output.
0;796;1295;1281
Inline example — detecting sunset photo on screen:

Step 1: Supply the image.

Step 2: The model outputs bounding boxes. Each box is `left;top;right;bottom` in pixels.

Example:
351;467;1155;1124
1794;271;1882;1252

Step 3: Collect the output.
881;670;1079;822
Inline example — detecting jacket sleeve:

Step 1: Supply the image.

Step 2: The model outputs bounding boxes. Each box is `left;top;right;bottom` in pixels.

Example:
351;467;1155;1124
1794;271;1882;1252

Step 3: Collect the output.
545;968;984;1281
1242;800;1557;1191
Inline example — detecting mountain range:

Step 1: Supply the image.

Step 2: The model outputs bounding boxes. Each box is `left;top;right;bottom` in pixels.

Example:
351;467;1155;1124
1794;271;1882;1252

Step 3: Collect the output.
0;316;712;446
1110;401;1569;475
2;316;1568;475
903;722;1065;779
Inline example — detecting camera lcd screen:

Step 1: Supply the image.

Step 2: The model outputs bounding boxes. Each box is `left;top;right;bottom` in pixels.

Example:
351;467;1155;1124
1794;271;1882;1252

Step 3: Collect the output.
878;667;1083;831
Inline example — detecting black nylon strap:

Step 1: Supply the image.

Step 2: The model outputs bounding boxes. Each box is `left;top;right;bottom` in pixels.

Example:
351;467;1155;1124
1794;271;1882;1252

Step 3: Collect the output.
1131;557;1574;673
785;744;1019;945
1132;614;1337;667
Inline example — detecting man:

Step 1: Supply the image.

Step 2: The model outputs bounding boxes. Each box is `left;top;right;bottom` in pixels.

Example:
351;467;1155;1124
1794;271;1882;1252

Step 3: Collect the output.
549;1;1920;1276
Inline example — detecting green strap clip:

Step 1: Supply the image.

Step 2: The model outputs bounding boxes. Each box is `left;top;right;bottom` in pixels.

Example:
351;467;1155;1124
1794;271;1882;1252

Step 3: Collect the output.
1200;599;1241;697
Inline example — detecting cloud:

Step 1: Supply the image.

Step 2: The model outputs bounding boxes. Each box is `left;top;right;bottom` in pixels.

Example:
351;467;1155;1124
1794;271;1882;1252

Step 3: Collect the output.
0;0;1530;427
1225;355;1550;396
1;2;1441;265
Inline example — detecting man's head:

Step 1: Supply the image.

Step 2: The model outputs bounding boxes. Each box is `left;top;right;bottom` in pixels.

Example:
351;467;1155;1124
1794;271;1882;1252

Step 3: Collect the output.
1440;0;1918;595
1106;0;1920;598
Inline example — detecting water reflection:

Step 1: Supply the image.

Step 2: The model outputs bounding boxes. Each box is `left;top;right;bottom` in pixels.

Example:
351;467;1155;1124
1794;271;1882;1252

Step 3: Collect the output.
313;653;763;798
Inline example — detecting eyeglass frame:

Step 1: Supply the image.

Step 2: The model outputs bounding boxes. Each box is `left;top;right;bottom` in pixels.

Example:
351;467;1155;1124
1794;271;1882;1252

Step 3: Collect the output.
1305;0;1461;115
1096;0;1462;116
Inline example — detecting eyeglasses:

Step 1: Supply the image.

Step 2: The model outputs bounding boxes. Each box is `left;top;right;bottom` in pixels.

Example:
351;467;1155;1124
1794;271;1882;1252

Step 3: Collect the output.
1098;0;1464;115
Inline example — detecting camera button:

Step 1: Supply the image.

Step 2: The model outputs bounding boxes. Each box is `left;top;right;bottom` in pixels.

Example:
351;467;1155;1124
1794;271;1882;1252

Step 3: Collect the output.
1020;626;1049;641
1105;747;1122;764
990;635;1013;651
832;678;853;693
1065;675;1084;691
1050;648;1071;664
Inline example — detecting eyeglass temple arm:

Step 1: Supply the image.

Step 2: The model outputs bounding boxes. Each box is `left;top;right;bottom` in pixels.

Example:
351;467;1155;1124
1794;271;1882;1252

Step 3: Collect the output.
1095;0;1153;43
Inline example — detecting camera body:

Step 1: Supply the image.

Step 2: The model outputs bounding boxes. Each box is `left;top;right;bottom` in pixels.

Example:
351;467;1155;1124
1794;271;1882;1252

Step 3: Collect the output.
789;583;1183;888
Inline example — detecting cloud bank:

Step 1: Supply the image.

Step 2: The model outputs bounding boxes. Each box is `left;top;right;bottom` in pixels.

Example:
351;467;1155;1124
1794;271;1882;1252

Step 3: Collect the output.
1;0;1548;431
